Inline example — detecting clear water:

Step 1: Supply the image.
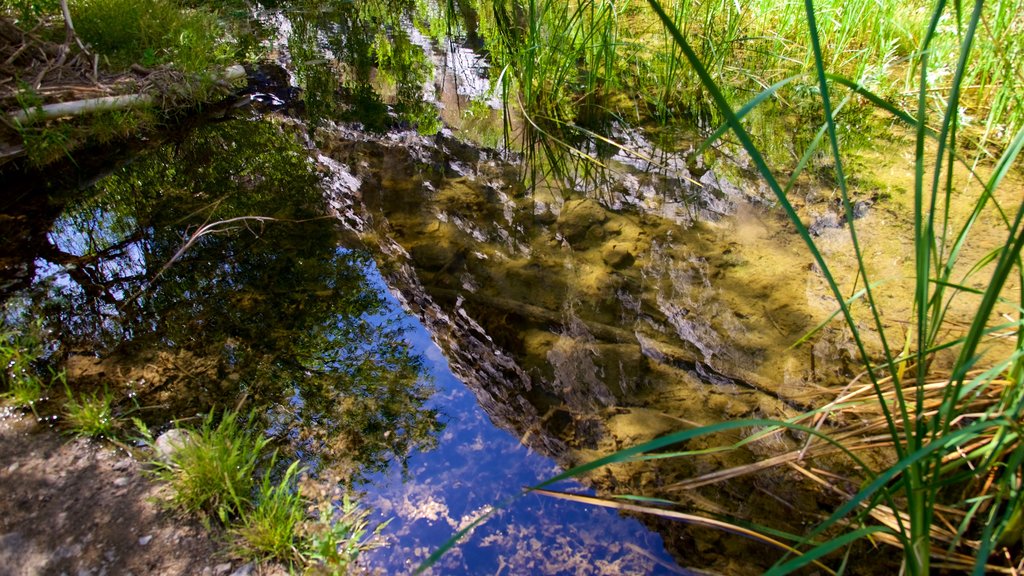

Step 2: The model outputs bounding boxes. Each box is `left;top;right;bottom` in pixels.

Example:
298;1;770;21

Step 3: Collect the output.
359;266;688;574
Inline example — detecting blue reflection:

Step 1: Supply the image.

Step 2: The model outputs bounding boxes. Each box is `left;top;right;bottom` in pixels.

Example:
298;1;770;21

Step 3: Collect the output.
358;264;688;575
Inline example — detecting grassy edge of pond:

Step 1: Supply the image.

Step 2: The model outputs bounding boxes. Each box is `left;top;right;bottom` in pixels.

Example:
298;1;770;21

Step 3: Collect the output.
420;0;1024;573
461;0;1020;190
1;0;249;168
0;326;386;575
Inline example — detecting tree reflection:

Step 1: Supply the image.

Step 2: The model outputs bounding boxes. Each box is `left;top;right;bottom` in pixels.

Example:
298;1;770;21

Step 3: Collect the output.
23;119;442;482
283;0;440;133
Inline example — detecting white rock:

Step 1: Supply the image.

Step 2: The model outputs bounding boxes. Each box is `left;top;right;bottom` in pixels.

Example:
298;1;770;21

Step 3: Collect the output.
154;429;191;462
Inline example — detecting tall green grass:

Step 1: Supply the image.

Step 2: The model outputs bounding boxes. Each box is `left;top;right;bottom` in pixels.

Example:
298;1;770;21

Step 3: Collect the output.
611;0;1022;571
69;0;234;73
423;0;1024;572
469;0;1021;179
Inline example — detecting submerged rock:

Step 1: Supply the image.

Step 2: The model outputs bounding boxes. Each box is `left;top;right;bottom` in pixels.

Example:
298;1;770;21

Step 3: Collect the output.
557;198;608;246
410;240;461;271
602;244;636;269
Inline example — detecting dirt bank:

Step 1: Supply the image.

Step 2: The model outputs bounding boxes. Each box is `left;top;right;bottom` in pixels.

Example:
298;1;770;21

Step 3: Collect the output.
0;408;285;576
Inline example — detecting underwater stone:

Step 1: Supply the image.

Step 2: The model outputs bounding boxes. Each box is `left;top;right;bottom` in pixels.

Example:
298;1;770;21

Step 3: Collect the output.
410;241;459;271
602;245;635;269
557;199;608;245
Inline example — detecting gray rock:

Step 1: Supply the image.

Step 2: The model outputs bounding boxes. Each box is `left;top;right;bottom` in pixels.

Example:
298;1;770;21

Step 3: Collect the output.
137;535;152;546
154;429;191;463
229;563;254;576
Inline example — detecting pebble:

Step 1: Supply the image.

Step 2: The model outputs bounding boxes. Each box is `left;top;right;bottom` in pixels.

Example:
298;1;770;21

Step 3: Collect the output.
112;477;129;487
229;563;254;576
138;535;152;546
214;563;232;575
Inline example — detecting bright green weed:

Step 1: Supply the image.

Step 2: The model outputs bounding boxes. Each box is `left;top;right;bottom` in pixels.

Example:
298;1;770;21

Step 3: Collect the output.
62;383;120;439
141;409;268;524
232;460;306;566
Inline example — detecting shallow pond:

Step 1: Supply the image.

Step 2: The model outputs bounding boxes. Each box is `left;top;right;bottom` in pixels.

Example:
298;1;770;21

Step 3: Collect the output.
2;0;1020;573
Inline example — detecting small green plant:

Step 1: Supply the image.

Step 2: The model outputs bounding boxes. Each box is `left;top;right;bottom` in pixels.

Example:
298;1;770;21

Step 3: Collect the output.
1;318;52;410
62;383;119;439
232;460;306;566
140;409;268;524
298;477;388;574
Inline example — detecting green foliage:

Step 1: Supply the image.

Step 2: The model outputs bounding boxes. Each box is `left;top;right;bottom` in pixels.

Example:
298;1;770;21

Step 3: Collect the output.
142;414;388;572
0;317;52;409
637;0;1023;572
232;460;307;566
0;0;60;23
142;409;268;523
61;383;121;439
299;488;386;574
466;0;1021;180
69;0;233;73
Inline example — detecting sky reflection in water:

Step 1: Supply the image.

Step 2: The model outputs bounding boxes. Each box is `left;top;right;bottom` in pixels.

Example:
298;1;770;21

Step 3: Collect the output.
359;266;687;575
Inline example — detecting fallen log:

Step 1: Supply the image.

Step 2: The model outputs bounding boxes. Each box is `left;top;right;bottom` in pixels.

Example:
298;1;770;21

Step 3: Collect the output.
8;64;246;125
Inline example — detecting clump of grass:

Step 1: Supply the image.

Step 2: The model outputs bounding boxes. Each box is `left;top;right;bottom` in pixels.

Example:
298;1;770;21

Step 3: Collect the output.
140;409;267;524
1;317;53;411
232;460;306;566
232;465;386;572
140;410;387;572
62;383;120;439
297;476;387;573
